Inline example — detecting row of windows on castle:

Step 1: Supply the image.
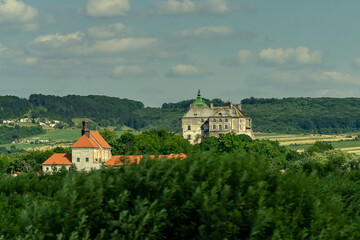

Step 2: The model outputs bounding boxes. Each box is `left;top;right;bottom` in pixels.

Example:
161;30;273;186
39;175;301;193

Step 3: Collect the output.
199;118;230;123
187;124;230;131
187;118;232;130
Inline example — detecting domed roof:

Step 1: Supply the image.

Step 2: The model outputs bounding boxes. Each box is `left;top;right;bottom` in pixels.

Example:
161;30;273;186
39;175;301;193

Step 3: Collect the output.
193;90;208;107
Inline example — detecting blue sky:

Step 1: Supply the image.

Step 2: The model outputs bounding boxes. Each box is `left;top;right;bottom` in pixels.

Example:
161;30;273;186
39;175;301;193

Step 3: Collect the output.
1;0;360;106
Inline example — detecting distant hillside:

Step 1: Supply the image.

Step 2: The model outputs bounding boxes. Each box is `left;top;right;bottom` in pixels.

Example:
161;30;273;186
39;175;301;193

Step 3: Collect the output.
241;97;360;134
2;94;360;134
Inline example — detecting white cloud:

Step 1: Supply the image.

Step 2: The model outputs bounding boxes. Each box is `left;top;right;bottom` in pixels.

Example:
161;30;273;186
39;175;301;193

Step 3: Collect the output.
168;64;201;77
173;25;235;39
86;38;158;54
259;47;323;65
352;58;360;69
23;57;38;65
31;32;158;56
0;43;6;54
311;72;360;84
33;32;84;47
85;0;130;17
226;47;323;67
113;65;144;76
154;0;231;15
0;0;38;31
87;23;125;39
237;50;254;64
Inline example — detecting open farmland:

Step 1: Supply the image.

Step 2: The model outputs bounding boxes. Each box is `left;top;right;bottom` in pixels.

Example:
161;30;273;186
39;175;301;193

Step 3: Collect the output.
255;132;360;154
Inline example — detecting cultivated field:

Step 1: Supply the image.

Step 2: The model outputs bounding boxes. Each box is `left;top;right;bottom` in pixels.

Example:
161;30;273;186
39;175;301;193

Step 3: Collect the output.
2;129;360;154
255;133;360;154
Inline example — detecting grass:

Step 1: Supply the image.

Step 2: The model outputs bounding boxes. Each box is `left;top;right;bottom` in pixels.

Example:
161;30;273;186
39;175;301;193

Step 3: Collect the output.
28;129;81;141
1;127;142;151
17;122;38;127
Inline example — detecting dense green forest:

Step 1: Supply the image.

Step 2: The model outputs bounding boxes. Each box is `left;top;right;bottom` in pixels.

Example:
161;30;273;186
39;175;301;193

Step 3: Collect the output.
241;97;360;134
3;94;360;134
2;131;360;239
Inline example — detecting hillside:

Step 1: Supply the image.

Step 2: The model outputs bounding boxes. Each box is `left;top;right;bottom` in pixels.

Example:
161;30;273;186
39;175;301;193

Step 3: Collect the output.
2;94;360;134
241;97;360;134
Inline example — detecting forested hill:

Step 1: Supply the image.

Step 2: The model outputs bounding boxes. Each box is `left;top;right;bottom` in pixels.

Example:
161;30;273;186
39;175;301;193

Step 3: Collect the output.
241;97;360;134
3;94;360;134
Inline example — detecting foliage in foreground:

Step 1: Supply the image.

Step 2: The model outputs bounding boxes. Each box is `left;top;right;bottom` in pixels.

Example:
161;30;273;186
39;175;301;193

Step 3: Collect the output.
1;149;360;239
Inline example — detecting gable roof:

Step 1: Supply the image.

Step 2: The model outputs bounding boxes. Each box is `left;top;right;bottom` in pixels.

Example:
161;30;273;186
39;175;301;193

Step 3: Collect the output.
90;131;111;149
72;134;99;148
43;153;72;165
105;154;187;166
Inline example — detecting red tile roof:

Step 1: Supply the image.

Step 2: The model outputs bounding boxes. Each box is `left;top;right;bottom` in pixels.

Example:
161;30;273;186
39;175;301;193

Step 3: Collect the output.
90;131;111;149
72;134;99;148
105;154;187;166
42;153;72;165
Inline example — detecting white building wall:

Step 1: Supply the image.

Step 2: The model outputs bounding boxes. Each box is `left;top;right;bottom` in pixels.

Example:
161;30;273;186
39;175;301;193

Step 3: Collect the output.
181;118;205;144
72;148;101;171
43;165;71;173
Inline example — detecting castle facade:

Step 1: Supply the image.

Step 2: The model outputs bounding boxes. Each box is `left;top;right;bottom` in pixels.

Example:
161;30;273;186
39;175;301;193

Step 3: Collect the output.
181;90;253;144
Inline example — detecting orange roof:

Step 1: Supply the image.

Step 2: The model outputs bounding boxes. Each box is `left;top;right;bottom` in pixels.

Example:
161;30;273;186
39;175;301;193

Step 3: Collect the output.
72;134;99;148
43;153;72;165
105;154;187;166
90;131;111;149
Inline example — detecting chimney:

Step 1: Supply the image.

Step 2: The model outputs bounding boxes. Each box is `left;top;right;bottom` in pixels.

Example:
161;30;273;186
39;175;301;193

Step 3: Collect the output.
229;102;233;108
81;118;90;137
210;103;213;108
237;104;242;111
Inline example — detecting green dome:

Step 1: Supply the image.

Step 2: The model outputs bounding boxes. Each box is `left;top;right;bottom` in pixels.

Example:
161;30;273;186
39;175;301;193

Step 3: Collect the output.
193;90;208;107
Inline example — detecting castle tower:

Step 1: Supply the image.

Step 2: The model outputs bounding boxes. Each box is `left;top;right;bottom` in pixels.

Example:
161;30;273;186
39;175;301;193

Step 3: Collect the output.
81;118;90;137
192;89;208;107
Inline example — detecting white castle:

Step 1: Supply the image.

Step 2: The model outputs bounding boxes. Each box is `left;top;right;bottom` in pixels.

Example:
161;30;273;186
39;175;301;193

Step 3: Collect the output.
181;90;253;144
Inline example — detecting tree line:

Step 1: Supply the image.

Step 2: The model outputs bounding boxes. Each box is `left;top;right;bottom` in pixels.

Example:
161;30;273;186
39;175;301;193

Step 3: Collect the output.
3;94;360;134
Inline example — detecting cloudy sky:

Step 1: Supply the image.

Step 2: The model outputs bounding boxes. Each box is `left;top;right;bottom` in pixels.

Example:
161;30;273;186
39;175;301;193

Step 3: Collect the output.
1;0;360;106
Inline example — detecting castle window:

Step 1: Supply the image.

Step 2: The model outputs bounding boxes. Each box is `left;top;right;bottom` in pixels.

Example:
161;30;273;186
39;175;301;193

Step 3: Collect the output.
187;135;191;140
95;158;98;162
86;158;89;162
219;119;222;122
201;119;204;122
225;125;228;129
188;125;191;130
213;119;216;122
46;167;49;171
225;119;228;122
77;158;80;162
213;125;216;129
219;125;222;130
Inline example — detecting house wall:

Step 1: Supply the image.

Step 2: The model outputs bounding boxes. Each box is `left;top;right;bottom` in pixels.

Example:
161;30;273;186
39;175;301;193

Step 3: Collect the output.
72;148;101;171
181;117;204;144
42;164;71;173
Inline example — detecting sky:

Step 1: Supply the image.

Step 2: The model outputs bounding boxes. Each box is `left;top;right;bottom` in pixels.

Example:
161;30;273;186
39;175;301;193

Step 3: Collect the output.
1;0;360;106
